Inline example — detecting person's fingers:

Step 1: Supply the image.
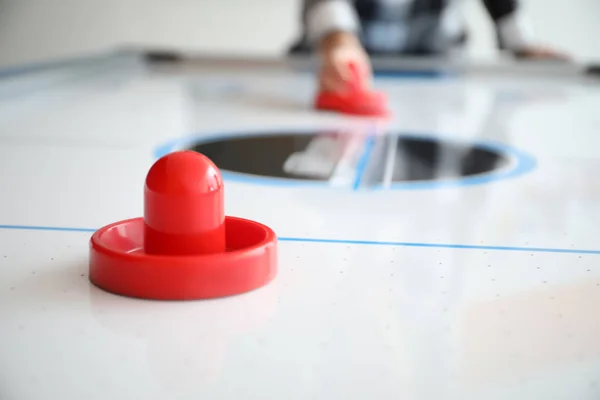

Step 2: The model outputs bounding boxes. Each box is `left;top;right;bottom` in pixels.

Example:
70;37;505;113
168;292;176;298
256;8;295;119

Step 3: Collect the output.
331;49;371;88
319;39;373;92
321;62;369;92
541;50;571;61
320;59;352;92
515;47;571;62
319;68;345;92
329;46;356;81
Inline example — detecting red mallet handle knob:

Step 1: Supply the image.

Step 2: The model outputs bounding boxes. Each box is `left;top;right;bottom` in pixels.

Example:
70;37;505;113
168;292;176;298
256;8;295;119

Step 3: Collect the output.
143;150;226;256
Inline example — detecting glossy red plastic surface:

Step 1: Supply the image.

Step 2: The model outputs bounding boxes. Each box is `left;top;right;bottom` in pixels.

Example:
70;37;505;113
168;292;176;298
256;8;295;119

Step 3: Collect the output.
314;62;390;117
315;90;389;116
144;150;225;255
90;216;277;300
89;150;278;300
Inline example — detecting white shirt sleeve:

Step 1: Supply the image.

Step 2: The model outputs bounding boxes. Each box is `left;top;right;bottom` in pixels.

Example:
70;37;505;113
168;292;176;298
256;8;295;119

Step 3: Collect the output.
496;11;536;50
305;0;361;44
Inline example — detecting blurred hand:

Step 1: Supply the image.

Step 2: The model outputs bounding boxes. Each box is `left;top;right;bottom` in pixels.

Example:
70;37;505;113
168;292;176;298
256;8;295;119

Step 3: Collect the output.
318;31;372;92
514;45;571;61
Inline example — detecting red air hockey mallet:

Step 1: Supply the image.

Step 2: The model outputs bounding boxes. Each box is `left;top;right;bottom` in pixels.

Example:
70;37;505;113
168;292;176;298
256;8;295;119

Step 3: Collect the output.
315;61;390;116
89;150;277;300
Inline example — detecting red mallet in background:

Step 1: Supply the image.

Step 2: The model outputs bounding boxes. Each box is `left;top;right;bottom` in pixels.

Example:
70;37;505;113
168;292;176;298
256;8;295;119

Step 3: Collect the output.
315;62;390;117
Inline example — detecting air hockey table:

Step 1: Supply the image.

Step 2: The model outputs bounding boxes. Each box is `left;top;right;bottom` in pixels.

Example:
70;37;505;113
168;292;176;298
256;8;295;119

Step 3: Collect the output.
1;50;600;400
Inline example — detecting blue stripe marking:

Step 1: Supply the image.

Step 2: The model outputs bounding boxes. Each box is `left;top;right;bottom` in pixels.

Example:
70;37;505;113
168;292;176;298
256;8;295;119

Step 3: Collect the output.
0;55;99;79
352;132;376;190
0;52;129;80
279;237;600;254
1;224;598;255
294;68;452;80
0;224;96;233
0;53;136;102
373;70;453;79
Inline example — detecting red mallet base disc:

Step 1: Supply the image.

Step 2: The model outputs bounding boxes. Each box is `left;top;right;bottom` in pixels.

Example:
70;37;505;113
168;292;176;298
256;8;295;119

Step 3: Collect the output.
315;89;389;116
89;216;277;300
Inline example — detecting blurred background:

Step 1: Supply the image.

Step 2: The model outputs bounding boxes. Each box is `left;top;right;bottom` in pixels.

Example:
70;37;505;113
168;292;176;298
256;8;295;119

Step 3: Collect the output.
0;0;599;69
